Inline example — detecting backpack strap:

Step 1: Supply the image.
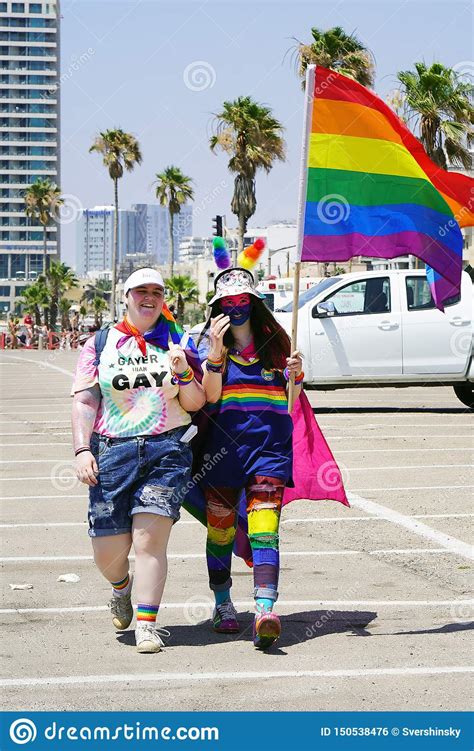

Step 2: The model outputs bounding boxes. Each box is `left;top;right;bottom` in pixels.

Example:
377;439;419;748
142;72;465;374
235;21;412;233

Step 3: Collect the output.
93;324;112;367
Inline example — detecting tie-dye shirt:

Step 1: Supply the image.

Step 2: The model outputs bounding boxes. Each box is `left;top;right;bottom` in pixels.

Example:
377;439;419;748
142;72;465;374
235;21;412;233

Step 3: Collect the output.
72;328;191;438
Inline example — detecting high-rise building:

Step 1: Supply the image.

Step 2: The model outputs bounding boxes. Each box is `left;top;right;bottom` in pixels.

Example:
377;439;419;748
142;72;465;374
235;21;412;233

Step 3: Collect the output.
178;235;212;263
132;203;192;265
75;206;139;277
0;0;60;314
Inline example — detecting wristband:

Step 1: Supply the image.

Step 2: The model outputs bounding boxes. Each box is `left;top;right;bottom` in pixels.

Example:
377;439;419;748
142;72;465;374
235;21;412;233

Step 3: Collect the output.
206;359;224;373
75;446;91;456
172;366;195;386
283;367;304;384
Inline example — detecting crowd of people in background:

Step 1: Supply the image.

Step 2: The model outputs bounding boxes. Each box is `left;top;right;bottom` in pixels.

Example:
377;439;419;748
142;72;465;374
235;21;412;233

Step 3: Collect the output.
2;310;98;350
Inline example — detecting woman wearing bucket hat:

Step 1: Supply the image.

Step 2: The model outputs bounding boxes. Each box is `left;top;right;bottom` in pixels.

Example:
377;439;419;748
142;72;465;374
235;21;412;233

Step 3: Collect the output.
183;261;349;650
71;268;205;654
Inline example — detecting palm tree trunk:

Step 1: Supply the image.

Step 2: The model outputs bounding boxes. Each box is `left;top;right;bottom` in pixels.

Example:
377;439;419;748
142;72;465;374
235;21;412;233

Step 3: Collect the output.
111;178;119;321
237;212;246;262
43;225;47;274
169;212;175;279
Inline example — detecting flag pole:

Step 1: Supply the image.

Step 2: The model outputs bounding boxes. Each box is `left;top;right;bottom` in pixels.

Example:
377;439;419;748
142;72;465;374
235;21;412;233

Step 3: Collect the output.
288;64;315;413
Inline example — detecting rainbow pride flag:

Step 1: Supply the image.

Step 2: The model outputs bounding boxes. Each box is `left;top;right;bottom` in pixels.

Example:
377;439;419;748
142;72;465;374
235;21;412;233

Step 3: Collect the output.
297;66;474;309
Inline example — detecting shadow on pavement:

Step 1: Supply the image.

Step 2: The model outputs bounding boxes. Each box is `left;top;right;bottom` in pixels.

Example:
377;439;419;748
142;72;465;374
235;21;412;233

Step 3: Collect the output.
116;610;378;651
382;621;474;637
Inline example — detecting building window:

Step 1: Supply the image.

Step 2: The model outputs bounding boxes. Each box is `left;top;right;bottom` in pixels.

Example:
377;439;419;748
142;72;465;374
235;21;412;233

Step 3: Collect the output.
11;254;26;277
0;256;8;277
0;285;10;296
12;3;25;12
15;286;27;296
0;3;7;11
29;3;42;11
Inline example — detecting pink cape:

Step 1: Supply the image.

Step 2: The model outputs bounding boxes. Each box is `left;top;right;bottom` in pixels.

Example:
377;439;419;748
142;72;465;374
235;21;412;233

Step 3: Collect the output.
184;390;349;566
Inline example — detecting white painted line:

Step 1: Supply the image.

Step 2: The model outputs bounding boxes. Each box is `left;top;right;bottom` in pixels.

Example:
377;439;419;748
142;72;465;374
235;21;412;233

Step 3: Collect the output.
328;435;472;440
282;513;474;524
3;513;471;529
353;485;473;492
0;354;74;376
8;458;470;467
0;443;69;448
1;666;472;688
0;421;70;425
1;599;471;616
348;492;474;561
1;495;86;500
320;423;473;429
0;548;463;563
0;432;71;437
0;520;198;529
348;464;472;470
336;448;473;454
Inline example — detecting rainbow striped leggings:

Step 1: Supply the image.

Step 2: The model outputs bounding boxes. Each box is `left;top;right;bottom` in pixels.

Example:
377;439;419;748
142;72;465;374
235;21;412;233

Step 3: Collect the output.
205;475;284;603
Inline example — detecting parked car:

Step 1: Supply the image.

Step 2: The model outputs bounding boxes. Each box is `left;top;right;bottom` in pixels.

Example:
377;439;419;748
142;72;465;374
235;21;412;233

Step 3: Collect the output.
274;269;474;408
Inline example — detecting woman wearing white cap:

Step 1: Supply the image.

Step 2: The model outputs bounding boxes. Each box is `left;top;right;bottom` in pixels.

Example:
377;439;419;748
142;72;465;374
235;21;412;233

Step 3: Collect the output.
71;268;205;653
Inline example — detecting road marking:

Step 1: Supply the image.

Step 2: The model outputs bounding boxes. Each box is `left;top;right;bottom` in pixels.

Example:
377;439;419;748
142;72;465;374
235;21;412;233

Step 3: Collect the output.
0;354;74;376
1;599;471;616
320;423;473;429
348;493;473;560
353;485;473;492
1;495;86;500
1;666;472;688
3;460;473;468
0;548;465;562
282;513;474;524
2;513;472;529
0;421;70;425
335;448;473;454
0;443;70;448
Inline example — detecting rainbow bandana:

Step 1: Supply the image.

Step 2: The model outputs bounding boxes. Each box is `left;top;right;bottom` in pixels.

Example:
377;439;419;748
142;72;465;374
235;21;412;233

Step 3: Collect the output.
115;304;202;381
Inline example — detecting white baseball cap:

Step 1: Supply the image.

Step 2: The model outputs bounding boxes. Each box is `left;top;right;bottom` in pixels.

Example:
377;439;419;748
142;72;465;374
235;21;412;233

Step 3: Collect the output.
124;268;165;296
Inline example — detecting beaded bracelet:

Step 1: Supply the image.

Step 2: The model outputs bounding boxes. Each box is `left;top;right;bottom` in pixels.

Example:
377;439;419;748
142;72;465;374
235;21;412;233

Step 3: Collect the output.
172;366;195;386
283;367;304;384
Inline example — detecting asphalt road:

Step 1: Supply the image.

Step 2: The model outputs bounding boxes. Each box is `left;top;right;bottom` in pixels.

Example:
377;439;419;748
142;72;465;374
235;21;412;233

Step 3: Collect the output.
0;349;472;711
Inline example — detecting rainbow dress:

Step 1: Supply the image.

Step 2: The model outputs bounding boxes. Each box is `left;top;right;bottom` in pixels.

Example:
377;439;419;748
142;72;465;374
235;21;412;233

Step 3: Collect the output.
202;355;293;488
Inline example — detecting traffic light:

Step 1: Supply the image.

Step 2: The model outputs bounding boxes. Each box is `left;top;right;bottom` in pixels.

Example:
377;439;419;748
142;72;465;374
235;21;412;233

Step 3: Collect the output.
212;215;223;237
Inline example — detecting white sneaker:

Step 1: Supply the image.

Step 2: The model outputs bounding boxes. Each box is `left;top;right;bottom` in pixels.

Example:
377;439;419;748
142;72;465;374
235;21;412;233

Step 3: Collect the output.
109;575;133;630
135;622;170;654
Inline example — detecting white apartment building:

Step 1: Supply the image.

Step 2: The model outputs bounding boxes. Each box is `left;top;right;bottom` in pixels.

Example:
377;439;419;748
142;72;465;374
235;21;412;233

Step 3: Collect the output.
178;235;212;263
0;0;60;314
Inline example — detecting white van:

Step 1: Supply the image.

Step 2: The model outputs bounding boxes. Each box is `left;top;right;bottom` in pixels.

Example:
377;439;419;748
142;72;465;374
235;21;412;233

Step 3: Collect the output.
274;269;474;408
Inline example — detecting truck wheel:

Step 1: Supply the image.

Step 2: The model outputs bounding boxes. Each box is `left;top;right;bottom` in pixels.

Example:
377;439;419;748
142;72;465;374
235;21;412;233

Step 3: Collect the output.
453;382;474;409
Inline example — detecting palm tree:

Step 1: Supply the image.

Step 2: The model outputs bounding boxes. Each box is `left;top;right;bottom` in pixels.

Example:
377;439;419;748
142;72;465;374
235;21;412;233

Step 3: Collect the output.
210;97;285;256
20;278;49;326
45;261;78;330
58;297;72;329
295;26;375;89
24;179;63;274
91;296;108;328
154;166;194;279
80;277;112;305
165;275;199;323
397;62;473;169
89;129;142;319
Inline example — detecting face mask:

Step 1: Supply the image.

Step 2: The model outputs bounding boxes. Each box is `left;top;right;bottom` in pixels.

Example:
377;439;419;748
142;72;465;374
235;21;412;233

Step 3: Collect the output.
221;302;252;326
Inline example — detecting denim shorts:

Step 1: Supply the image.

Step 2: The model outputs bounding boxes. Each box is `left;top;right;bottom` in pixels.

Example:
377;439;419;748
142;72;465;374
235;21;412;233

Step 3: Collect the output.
88;426;193;537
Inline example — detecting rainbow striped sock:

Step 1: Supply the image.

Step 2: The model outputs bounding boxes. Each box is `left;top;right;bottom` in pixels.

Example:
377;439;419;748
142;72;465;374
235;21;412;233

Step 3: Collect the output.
111;573;130;597
137;604;159;623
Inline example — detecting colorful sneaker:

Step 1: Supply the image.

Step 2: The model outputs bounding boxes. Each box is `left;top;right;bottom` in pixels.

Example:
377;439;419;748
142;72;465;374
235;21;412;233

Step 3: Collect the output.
212;600;240;633
135;622;170;654
253;611;281;650
108;575;133;630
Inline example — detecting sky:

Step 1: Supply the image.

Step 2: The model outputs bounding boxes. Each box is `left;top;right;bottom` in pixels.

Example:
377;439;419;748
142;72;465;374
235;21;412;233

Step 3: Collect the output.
59;0;473;267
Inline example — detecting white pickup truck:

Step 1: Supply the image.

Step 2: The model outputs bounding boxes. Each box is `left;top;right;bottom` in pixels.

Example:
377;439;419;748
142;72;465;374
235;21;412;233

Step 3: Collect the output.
274;269;474;408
